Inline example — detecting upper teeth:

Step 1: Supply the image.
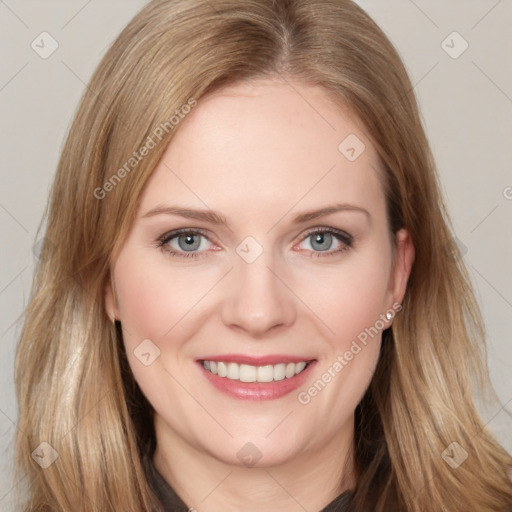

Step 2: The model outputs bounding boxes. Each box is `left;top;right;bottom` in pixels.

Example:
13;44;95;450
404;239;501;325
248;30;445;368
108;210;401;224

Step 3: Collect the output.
203;361;308;382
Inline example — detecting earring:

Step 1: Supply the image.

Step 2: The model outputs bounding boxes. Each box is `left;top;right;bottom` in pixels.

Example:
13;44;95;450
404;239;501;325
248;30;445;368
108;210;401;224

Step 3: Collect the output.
111;315;117;325
386;312;393;320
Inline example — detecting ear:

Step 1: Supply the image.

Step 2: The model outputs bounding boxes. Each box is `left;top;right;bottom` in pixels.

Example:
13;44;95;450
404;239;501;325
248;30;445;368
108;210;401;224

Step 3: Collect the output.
387;228;415;306
104;271;120;322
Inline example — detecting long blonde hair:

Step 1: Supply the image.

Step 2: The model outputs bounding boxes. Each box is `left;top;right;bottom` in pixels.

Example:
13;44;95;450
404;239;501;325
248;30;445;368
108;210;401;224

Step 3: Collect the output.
14;0;512;510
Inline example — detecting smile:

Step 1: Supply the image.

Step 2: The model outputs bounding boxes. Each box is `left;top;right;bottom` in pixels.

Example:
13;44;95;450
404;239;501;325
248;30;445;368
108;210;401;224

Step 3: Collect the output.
202;360;309;382
198;356;317;400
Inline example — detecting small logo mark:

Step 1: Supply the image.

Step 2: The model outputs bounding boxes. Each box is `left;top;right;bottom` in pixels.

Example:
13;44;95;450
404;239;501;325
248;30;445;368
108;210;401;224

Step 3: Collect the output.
236;442;263;467
338;134;366;162
31;31;59;59
134;339;161;366
31;442;59;469
441;441;468;469
441;31;469;59
236;236;263;264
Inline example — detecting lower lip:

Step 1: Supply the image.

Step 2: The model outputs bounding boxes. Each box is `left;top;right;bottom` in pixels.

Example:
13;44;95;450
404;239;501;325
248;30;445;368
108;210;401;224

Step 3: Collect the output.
198;361;316;401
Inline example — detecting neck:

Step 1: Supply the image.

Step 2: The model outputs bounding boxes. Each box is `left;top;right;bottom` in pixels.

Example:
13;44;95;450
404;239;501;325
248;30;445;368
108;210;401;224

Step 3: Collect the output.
153;414;356;512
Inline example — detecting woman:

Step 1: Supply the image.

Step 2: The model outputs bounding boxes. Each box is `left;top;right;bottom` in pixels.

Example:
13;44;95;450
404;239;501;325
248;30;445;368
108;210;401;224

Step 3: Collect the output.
14;0;512;510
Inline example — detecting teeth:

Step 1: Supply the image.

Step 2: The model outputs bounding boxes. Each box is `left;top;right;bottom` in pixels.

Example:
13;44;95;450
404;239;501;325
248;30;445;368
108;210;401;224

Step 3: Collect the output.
202;360;309;382
241;364;257;382
256;365;273;383
274;363;285;381
227;362;239;380
217;361;227;377
295;361;306;373
285;362;295;378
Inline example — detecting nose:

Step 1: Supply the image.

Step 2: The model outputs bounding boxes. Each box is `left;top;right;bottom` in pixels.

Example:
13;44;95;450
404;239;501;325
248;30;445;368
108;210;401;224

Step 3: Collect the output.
220;251;296;337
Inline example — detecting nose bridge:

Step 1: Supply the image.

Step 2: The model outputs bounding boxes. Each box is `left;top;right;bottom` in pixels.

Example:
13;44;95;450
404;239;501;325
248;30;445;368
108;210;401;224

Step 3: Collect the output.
220;241;296;335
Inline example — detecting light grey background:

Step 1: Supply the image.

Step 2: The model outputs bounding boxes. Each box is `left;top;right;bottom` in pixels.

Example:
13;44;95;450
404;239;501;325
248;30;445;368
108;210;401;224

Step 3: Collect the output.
1;0;511;507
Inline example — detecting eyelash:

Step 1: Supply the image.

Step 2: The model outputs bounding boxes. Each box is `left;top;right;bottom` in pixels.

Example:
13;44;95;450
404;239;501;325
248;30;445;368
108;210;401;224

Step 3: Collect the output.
156;227;353;260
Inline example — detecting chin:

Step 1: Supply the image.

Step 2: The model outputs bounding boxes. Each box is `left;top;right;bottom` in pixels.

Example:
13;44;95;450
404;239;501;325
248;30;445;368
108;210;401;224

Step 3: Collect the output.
202;433;308;469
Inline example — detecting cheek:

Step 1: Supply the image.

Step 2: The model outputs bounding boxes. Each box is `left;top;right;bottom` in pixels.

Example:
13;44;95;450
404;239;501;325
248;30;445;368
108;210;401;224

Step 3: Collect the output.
298;262;389;417
113;249;208;346
296;249;392;350
112;251;200;413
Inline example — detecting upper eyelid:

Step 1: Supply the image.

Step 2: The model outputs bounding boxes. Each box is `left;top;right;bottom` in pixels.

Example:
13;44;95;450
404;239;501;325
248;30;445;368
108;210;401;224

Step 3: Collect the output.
158;226;353;250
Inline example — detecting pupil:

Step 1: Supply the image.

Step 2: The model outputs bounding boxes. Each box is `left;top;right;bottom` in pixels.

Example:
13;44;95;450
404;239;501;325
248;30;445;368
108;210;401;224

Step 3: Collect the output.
312;232;331;251
179;234;200;251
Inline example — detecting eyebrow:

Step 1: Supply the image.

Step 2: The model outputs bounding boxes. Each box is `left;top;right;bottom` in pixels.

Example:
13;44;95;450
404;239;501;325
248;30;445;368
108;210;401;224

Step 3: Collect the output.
141;203;371;227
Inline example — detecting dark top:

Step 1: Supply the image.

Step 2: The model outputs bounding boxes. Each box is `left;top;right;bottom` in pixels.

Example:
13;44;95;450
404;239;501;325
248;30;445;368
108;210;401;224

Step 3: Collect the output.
145;456;354;511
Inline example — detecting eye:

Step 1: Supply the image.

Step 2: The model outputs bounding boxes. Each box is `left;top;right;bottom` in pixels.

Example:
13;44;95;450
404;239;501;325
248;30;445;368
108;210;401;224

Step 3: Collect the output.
296;228;353;258
156;227;353;260
157;229;214;259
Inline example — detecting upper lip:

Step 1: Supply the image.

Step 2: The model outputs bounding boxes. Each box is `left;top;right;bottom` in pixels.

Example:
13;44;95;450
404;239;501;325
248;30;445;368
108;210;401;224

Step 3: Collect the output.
198;354;316;366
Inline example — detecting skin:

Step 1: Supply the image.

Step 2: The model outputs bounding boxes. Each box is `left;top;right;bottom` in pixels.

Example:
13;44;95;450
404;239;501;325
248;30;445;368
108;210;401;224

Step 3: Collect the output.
105;77;415;512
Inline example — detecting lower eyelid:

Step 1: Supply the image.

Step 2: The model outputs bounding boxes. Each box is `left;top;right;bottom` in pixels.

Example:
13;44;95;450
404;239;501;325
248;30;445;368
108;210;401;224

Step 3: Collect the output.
158;229;353;258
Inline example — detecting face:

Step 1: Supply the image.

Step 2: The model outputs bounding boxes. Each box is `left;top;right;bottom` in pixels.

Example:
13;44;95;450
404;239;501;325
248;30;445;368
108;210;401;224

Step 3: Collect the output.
105;77;414;469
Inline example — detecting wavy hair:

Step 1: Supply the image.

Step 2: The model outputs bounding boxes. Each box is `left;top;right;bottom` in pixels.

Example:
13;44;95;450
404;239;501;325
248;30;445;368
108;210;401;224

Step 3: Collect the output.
14;0;512;510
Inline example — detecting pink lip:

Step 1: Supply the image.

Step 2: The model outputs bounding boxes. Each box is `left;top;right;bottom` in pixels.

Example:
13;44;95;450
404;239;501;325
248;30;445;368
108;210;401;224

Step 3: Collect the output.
197;358;317;401
198;354;314;366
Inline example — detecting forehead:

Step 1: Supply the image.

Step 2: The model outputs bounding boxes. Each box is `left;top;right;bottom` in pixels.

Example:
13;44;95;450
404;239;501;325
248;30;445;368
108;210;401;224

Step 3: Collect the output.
138;78;385;222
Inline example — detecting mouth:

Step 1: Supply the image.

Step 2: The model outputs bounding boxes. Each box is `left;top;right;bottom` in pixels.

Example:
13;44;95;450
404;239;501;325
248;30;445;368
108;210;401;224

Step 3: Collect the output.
201;360;311;382
197;355;317;400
